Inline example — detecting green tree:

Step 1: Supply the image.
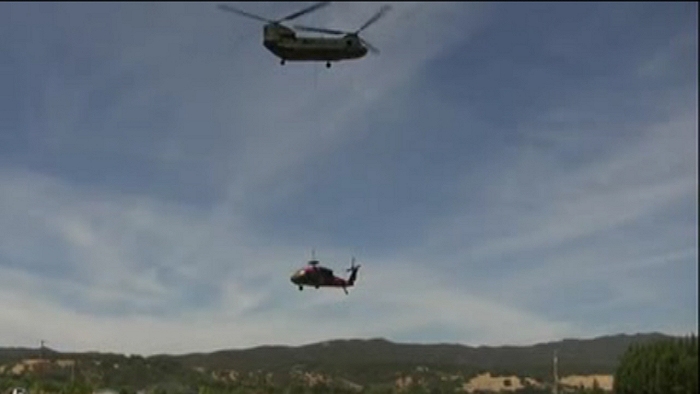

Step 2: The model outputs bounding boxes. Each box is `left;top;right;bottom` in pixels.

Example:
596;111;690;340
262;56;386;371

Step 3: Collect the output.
614;334;698;394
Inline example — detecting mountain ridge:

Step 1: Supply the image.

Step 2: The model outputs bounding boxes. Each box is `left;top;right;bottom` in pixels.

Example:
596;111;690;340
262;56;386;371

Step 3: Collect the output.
1;332;689;391
1;331;677;358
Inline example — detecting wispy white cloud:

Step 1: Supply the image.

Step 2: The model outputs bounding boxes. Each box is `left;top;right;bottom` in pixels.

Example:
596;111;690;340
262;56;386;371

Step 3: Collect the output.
395;101;698;337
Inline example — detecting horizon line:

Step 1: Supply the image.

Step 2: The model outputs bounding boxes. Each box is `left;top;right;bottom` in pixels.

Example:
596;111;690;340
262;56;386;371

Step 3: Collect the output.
2;330;695;358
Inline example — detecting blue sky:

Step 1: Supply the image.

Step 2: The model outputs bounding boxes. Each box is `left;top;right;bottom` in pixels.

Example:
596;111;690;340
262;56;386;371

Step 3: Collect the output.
0;2;697;355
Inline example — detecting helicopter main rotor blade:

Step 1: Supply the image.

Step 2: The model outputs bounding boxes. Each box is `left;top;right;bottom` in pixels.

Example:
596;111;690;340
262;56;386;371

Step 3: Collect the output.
360;37;380;54
217;4;272;23
294;25;347;35
279;1;331;22
356;4;392;34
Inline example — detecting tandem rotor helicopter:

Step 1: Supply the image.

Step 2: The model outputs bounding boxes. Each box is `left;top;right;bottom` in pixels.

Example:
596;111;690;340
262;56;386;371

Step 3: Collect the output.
290;250;361;295
216;2;391;68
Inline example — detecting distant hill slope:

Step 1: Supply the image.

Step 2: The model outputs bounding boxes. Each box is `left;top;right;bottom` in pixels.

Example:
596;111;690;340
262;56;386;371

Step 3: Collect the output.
163;333;674;379
0;332;677;387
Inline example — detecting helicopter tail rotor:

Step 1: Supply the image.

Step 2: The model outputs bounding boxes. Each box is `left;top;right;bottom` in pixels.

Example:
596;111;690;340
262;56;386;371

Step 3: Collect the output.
346;256;361;285
346;256;356;272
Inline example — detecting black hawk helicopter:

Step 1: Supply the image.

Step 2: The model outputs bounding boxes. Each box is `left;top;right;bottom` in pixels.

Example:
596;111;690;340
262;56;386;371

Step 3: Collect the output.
290;250;361;294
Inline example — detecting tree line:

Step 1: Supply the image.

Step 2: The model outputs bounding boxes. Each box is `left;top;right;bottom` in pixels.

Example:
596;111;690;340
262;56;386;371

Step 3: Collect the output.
614;334;697;394
2;334;697;393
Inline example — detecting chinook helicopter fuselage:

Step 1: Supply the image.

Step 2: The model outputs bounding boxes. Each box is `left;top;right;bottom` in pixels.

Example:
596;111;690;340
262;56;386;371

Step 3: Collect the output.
263;24;368;65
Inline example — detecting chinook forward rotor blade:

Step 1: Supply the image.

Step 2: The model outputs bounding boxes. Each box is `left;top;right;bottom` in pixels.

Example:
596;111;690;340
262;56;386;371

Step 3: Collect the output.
279;1;331;22
356;5;391;34
293;25;347;35
360;37;380;54
217;4;272;23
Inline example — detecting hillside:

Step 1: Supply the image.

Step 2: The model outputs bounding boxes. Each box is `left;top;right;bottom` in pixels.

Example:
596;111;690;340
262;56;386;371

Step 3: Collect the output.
156;333;670;375
0;332;677;393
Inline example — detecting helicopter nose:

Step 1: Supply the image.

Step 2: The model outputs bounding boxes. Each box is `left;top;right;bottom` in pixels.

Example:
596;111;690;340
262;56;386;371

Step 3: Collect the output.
290;272;301;284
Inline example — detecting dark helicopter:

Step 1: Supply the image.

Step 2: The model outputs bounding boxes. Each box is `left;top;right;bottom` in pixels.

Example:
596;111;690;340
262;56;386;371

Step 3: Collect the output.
290;251;361;295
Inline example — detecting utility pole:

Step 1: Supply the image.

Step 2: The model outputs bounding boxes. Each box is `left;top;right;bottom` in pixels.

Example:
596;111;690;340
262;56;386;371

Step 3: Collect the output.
38;339;47;381
553;349;559;394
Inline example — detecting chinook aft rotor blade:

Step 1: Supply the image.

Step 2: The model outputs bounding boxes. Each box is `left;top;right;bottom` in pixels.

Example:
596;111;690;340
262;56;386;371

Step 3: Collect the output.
279;1;331;22
217;4;272;23
356;5;391;34
295;4;392;36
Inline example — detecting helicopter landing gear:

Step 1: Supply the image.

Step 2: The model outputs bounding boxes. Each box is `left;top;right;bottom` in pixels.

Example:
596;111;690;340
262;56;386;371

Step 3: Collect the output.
326;61;331;68
298;285;303;291
281;59;286;65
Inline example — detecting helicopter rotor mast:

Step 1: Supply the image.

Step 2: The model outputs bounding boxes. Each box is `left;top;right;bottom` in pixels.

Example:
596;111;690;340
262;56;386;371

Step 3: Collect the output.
308;248;319;266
